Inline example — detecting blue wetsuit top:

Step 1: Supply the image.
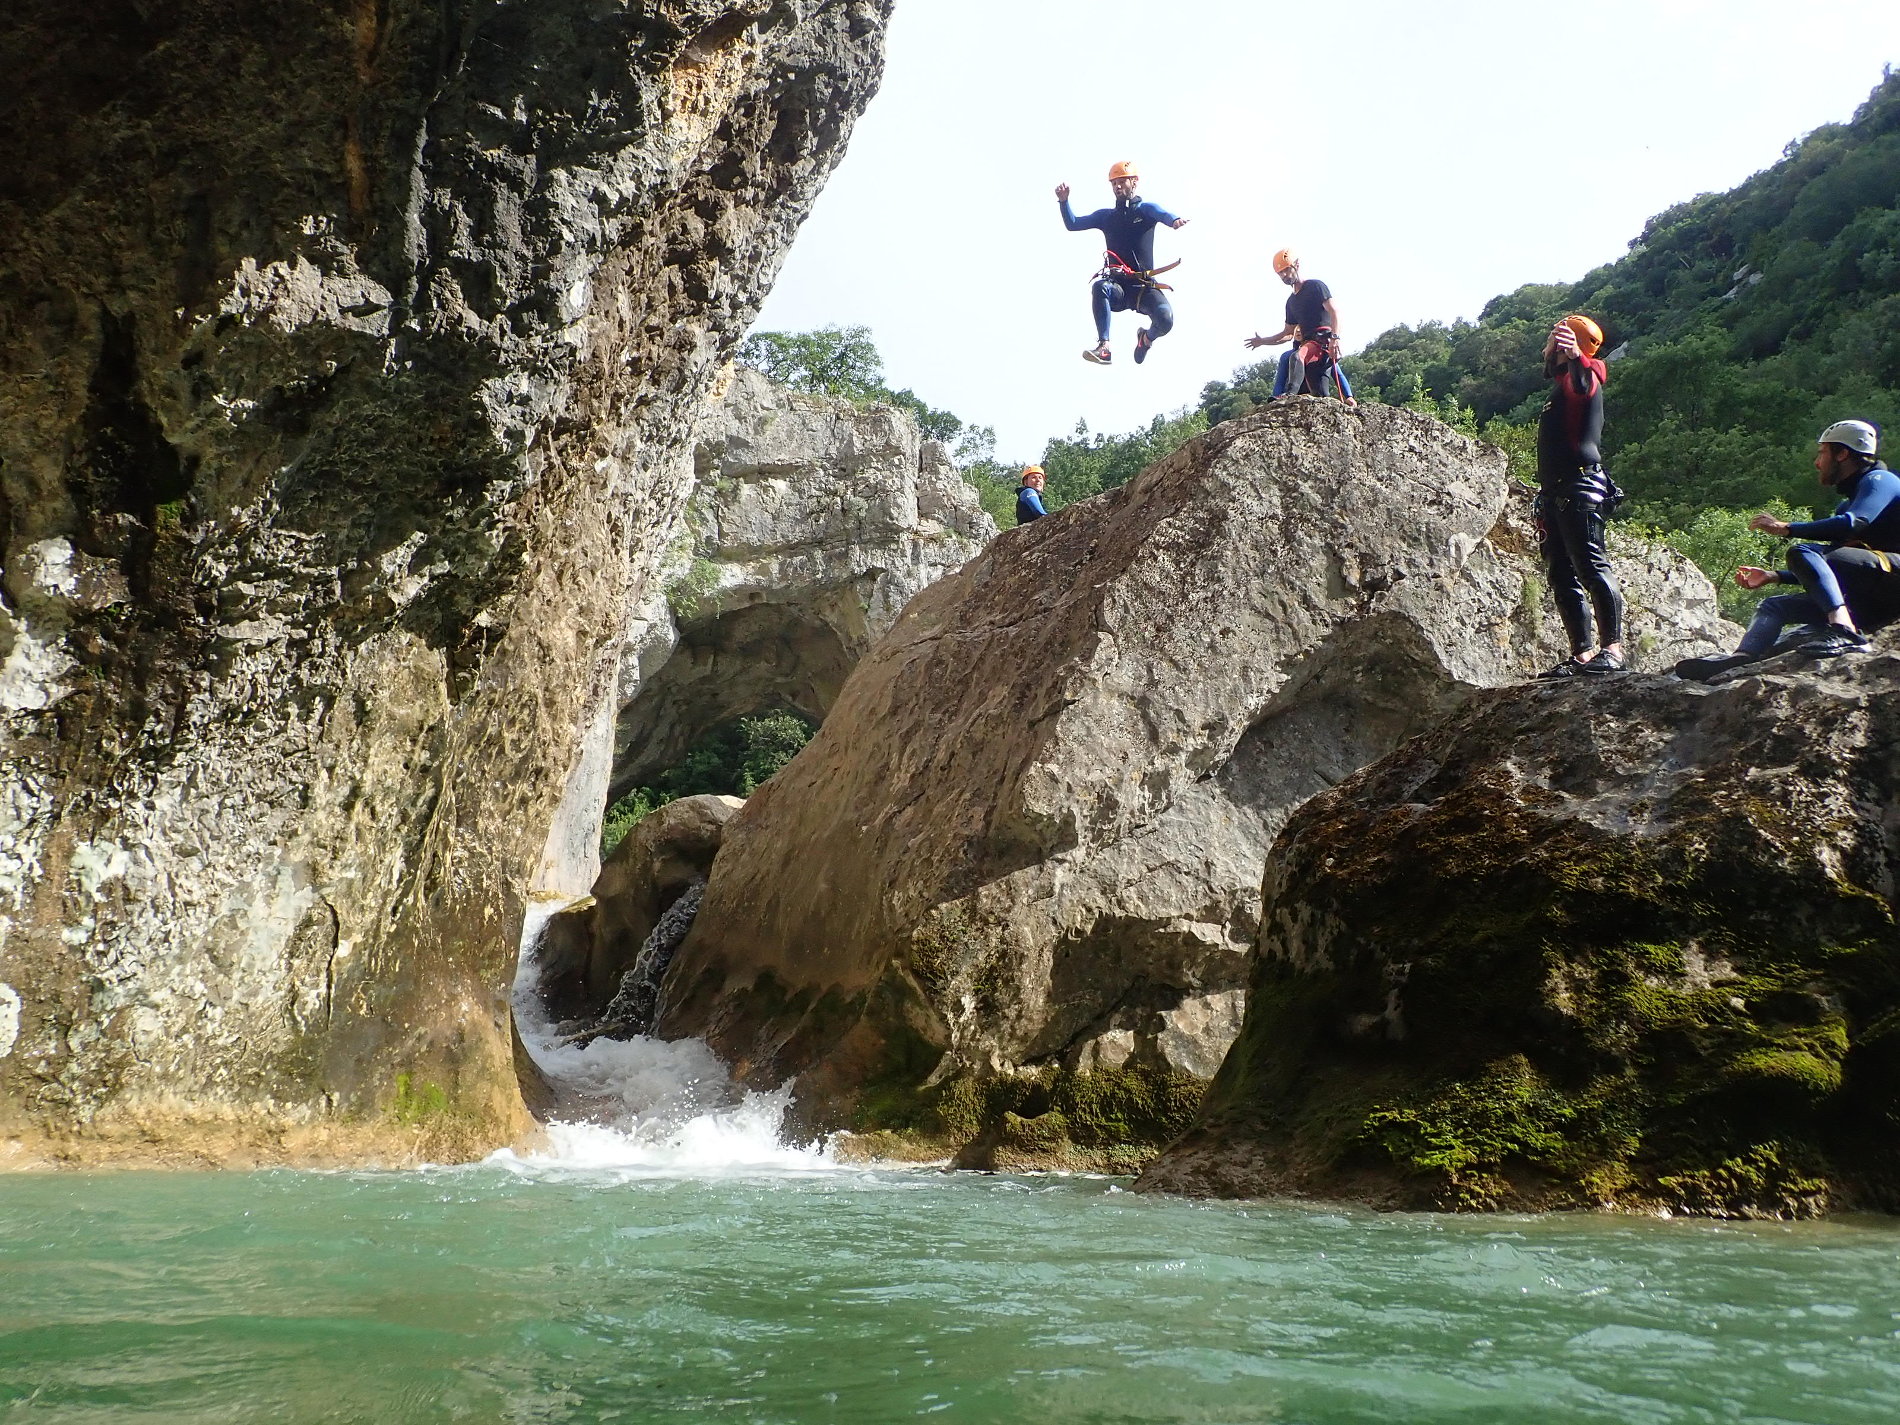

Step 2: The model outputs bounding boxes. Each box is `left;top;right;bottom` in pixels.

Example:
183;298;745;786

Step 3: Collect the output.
1015;486;1047;523
1787;462;1900;550
1060;195;1180;273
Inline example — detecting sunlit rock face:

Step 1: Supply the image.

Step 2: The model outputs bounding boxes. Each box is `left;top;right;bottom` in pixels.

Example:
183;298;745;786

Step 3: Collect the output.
0;0;891;1167
607;366;994;802
657;399;1733;1159
1140;646;1900;1218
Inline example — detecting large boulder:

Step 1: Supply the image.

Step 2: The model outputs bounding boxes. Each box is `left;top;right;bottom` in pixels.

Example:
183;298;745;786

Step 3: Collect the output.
657;399;1733;1163
1139;646;1900;1217
533;794;743;1025
0;1;890;1168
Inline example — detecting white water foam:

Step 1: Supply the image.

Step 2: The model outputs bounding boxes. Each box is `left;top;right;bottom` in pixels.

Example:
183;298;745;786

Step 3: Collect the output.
503;895;837;1175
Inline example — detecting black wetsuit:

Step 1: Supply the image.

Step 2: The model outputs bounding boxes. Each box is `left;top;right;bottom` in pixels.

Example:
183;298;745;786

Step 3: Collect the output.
1536;352;1623;653
1015;485;1048;523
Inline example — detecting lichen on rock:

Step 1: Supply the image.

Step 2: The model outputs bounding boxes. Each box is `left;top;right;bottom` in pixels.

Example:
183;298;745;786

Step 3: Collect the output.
1138;649;1900;1216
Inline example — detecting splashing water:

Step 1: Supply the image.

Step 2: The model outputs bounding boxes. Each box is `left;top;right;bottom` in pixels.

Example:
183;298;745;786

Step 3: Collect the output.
505;894;836;1174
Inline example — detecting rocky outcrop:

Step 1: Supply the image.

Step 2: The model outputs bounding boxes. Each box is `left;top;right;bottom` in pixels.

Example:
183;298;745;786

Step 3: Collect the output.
607;366;995;799
656;399;1732;1162
0;1;890;1167
533;794;742;1026
1138;644;1900;1217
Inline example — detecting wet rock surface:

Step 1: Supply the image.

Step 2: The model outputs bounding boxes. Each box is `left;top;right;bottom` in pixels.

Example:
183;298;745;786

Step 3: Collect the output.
1138;642;1900;1216
0;1;890;1166
657;398;1732;1159
534;794;742;1027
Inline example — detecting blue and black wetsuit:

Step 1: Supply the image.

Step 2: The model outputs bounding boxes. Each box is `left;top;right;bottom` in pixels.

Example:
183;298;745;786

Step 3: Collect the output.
1536;352;1623;653
1015;485;1048;524
1740;462;1900;654
1061;195;1180;344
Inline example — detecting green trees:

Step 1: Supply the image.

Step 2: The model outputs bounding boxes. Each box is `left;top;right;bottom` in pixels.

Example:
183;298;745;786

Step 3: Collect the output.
601;710;816;856
1037;408;1209;511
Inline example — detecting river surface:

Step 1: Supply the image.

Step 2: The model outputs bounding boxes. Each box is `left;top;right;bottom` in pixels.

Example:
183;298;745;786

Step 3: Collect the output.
4;1142;1898;1424
5;926;1897;1423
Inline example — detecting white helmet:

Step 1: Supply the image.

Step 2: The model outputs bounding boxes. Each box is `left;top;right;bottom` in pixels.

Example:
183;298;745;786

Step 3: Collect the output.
1817;420;1878;456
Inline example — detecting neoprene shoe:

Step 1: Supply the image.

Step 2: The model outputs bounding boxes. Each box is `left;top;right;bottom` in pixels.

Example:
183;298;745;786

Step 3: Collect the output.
1575;649;1626;674
1798;629;1870;658
1535;657;1586;680
1134;329;1153;364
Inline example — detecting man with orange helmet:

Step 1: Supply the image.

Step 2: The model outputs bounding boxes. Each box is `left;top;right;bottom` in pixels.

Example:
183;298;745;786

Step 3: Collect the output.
1056;161;1188;366
1244;248;1354;407
1534;315;1627;678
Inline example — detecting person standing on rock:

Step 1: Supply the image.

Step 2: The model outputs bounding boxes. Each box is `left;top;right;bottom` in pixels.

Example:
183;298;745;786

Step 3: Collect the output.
1675;420;1900;679
1243;248;1356;408
1015;465;1049;524
1533;314;1627;678
1057;162;1188;367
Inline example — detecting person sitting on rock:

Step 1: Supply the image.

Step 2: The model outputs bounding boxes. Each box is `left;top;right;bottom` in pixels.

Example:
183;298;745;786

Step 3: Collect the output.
1533;315;1626;678
1244;248;1356;408
1676;420;1899;680
1015;464;1049;524
1057;162;1188;367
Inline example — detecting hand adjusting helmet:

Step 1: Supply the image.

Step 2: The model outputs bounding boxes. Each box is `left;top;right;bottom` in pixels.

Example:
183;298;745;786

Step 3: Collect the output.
1561;314;1604;357
1817;420;1879;457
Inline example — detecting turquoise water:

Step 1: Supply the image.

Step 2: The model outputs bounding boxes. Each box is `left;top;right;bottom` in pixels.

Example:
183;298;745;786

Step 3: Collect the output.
3;1161;1897;1424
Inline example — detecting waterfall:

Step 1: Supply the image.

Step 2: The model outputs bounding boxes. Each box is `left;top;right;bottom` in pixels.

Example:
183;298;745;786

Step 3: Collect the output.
586;879;707;1041
505;893;834;1173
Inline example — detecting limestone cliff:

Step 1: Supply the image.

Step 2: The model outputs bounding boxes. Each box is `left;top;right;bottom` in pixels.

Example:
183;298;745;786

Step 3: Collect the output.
657;399;1733;1165
1139;644;1900;1216
0;0;891;1167
610;366;994;801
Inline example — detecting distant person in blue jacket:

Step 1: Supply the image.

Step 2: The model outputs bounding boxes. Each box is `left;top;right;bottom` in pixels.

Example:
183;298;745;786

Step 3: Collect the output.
1015;465;1048;524
1057;161;1188;367
1676;420;1900;679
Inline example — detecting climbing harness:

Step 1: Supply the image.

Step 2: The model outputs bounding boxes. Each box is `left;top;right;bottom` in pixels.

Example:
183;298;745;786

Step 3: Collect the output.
1094;248;1179;292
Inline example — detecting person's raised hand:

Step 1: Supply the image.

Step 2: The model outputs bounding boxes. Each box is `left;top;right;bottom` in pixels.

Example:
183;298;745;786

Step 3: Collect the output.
1550;322;1579;357
1055;182;1070;202
1171;217;1189;229
1747;513;1791;536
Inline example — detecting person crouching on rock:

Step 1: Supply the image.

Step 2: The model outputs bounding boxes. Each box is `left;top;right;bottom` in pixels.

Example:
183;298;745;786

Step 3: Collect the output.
1015;465;1049;524
1676;420;1899;680
1057;161;1188;367
1243;248;1356;408
1534;314;1626;678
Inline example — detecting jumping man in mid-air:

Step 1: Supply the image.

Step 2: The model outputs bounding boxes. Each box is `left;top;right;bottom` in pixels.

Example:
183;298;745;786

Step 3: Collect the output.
1245;248;1355;407
1057;161;1188;366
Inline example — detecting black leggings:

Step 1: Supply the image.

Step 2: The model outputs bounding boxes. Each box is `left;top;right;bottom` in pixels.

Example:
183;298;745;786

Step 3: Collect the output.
1539;479;1624;653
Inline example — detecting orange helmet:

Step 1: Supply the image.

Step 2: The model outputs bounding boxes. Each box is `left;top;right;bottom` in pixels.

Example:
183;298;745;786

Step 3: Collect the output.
1562;314;1604;357
1107;160;1139;182
1272;247;1299;275
1021;464;1045;479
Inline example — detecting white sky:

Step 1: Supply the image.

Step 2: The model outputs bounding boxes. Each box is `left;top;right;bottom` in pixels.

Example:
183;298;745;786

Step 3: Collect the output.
754;1;1900;463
